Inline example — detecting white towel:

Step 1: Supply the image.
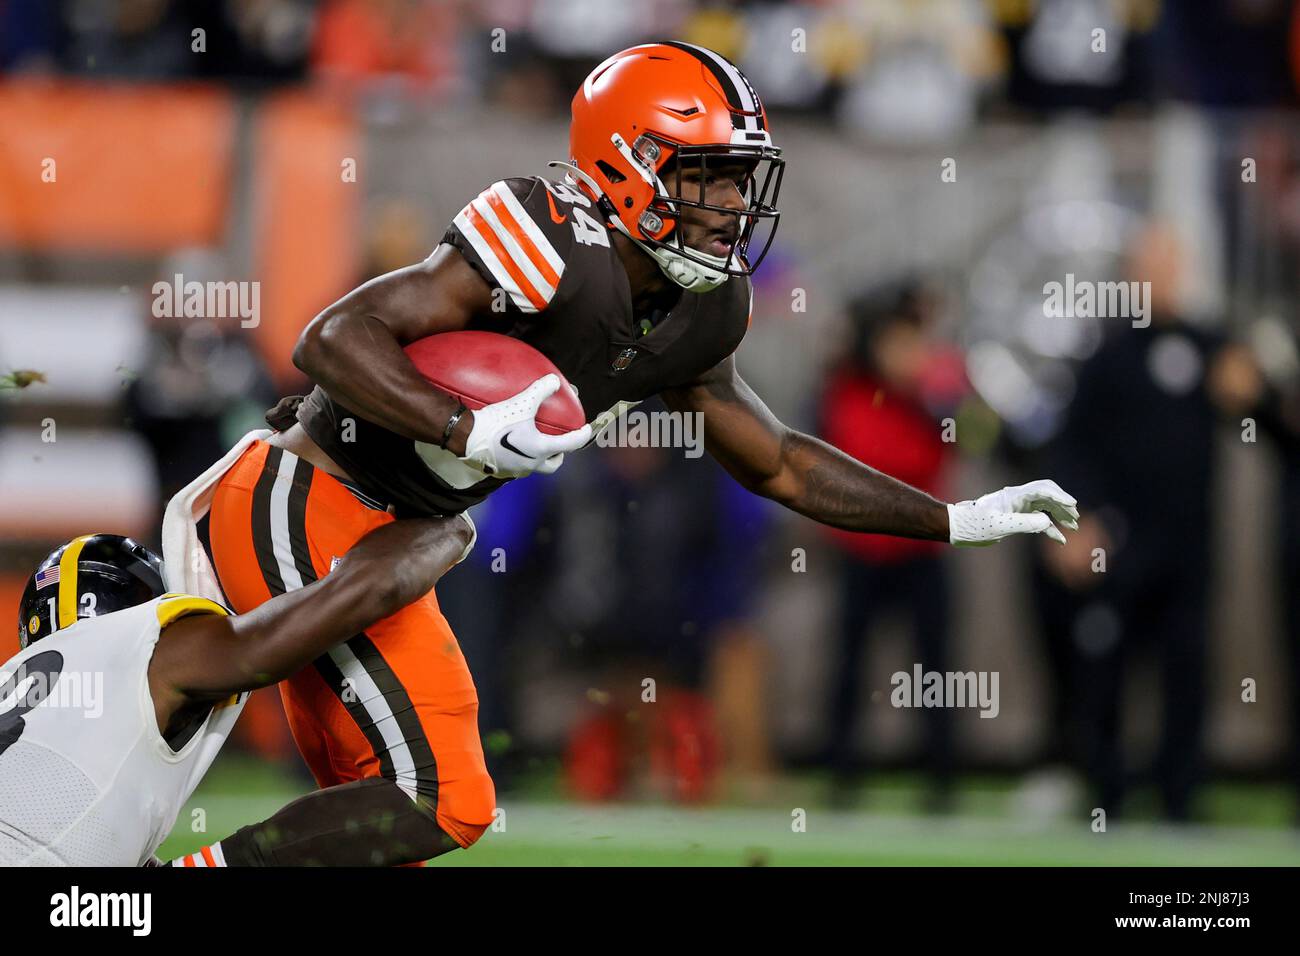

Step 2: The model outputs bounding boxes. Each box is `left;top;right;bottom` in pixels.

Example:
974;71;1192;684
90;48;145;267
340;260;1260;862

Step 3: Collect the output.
158;429;271;798
161;427;480;601
160;429;271;603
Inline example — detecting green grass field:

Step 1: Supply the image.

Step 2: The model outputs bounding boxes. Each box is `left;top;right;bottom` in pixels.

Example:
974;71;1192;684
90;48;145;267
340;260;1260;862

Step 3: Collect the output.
159;755;1300;866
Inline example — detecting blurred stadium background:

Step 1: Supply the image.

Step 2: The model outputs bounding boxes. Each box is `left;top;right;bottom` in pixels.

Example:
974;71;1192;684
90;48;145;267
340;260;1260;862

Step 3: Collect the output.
4;0;1300;865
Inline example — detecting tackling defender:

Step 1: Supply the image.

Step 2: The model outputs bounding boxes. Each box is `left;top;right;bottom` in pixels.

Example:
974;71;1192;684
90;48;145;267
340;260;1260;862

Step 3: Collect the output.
0;520;470;866
191;42;1077;863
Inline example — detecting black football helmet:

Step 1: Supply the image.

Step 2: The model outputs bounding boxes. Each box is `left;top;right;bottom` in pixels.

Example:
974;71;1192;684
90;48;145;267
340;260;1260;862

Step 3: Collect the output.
17;534;166;649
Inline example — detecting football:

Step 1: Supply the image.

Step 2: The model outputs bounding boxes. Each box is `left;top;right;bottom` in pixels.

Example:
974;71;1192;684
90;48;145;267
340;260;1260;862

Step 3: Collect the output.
403;330;587;435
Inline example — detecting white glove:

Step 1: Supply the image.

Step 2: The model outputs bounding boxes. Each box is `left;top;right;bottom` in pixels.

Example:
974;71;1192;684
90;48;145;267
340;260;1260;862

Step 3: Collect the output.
947;479;1079;547
461;374;592;478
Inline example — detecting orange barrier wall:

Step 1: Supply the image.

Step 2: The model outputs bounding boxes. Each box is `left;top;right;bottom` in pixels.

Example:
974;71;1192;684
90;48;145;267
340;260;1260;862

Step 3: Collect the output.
250;90;362;385
0;80;235;253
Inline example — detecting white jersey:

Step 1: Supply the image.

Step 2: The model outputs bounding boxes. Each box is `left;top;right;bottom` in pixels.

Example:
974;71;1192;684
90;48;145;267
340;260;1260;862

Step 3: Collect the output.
0;593;246;866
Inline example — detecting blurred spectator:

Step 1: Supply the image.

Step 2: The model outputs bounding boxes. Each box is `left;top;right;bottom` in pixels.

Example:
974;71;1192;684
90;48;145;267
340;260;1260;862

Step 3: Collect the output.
1000;0;1156;112
1154;0;1294;107
62;0;195;80
190;0;316;87
835;0;1001;142
122;253;286;764
1;0;317;84
124;253;280;534
531;419;774;803
311;0;462;96
816;280;965;809
125;315;278;537
1255;372;1300;821
0;0;60;73
1229;128;1300;818
1039;224;1256;821
1209;326;1300;820
436;476;550;792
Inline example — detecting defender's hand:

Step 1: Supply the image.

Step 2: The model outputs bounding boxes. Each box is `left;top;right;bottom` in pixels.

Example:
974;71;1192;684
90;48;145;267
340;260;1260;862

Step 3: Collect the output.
947;479;1079;547
460;374;592;478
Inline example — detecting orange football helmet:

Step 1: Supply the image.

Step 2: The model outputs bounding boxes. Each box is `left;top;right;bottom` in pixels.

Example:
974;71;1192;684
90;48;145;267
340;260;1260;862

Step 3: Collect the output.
557;42;784;291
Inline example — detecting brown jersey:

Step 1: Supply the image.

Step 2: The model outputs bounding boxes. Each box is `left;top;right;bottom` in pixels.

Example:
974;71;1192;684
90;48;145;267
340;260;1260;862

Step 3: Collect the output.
287;175;752;517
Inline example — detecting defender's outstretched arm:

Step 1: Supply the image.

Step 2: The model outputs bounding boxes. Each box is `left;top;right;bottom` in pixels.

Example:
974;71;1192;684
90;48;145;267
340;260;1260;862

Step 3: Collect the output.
149;516;476;868
149;514;472;718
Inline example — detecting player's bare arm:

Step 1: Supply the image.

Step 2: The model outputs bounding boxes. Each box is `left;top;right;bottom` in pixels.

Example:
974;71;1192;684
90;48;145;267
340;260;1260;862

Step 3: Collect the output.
663;354;951;540
664;354;1079;546
292;247;488;454
289;244;589;475
147;514;472;736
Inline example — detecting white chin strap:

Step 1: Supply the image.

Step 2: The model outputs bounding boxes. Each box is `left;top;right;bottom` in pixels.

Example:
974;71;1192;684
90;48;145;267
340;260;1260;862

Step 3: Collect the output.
653;248;731;292
611;217;731;293
548;156;732;294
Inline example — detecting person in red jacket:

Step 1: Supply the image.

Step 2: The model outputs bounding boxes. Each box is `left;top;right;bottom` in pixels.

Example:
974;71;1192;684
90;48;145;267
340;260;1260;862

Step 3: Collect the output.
818;281;966;810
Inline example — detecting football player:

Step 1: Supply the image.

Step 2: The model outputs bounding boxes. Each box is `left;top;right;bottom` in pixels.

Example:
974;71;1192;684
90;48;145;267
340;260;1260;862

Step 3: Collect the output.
0;518;471;866
197;42;1078;863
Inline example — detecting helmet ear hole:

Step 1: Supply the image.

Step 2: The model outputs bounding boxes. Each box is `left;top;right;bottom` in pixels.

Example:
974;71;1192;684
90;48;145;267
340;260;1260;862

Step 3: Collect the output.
595;160;626;184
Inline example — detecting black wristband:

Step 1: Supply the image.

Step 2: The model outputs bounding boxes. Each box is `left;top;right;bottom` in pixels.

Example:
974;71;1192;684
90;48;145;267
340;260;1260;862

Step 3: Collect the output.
439;403;468;448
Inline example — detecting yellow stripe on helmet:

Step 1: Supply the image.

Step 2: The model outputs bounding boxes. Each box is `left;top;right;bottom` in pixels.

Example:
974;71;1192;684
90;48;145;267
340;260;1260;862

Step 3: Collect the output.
56;534;96;631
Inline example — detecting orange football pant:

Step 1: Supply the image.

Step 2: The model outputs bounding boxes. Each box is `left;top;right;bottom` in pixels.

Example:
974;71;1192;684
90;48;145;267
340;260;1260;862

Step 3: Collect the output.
207;439;495;850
